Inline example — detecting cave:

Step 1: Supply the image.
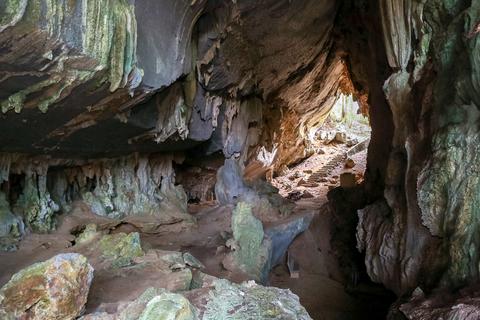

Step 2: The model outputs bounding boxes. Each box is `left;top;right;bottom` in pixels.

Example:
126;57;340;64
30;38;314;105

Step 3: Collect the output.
0;0;479;319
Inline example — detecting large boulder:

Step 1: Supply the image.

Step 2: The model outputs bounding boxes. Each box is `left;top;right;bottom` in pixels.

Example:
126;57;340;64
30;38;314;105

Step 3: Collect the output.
0;253;94;320
196;279;312;320
223;202;312;283
223;202;270;282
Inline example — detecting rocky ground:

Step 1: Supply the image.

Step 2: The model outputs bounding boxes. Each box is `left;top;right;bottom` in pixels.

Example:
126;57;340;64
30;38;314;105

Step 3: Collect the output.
0;129;393;320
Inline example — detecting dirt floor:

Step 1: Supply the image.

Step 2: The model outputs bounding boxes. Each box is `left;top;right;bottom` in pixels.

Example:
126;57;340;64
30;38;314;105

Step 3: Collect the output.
0;139;393;319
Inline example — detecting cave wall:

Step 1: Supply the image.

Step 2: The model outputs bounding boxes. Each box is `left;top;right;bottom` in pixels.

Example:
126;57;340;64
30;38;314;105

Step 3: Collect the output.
343;0;480;297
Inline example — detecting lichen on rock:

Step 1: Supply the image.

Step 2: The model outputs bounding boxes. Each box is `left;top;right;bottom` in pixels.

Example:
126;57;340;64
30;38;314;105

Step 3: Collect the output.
0;253;93;320
0;0;141;114
98;232;144;268
138;292;197;320
15;167;59;233
223;202;270;282
202;279;312;320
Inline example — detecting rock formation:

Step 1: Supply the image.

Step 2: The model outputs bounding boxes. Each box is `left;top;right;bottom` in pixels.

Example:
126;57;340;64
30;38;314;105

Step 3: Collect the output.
0;253;93;320
1;0;480;318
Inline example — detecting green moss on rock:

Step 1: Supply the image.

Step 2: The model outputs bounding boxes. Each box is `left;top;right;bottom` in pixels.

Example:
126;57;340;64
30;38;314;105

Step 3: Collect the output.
203;279;312;320
225;202;270;281
0;253;93;320
16;172;59;233
139;292;197;320
99;232;144;268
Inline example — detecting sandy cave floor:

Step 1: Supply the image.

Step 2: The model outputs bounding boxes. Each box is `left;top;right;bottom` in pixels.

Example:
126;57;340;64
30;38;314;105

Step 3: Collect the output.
0;147;390;320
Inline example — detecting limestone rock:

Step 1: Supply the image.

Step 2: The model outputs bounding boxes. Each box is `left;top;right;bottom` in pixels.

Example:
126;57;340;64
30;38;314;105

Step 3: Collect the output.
397;288;480;320
344;158;355;168
0;253;93;320
190;271;218;290
223;202;270;281
215;159;250;205
0;192;24;251
138;292;197;320
183;252;205;269
200;279;312;320
98;232;144;268
81;287;169;320
134;249;185;270
263;213;314;279
76;224;103;245
224;202;312;283
334;131;347;144
356;200;398;291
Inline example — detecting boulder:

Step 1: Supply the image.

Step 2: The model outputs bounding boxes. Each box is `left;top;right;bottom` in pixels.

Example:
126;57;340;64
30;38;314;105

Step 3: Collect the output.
98;232;144;268
224;202;313;283
223;202;270;282
264;213;314;276
76;224;103;245
82;288;197;320
215;159;251;204
138;293;197;320
199;279;312;319
81;287;169;320
0;253;93;320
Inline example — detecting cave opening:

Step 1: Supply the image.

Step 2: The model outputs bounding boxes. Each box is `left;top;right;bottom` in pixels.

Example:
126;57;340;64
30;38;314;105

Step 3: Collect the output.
272;91;372;202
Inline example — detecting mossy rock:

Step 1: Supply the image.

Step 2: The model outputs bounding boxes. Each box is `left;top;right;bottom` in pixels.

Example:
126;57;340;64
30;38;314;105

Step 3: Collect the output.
227;202;270;281
202;279;312;320
98;232;144;268
0;253;93;320
139;292;197;320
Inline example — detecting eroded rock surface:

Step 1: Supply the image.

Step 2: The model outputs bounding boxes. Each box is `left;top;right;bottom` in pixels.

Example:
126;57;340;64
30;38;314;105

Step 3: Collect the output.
83;279;311;320
0;253;93;320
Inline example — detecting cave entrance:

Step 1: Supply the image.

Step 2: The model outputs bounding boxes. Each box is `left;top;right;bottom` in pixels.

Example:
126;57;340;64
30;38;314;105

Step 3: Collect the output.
272;92;371;201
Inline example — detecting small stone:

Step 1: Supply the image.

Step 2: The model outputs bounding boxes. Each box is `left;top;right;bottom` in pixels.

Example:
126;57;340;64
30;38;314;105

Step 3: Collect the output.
303;169;313;174
76;224;101;245
345;158;355;168
0;253;93;320
302;191;314;198
297;178;308;186
316;148;326;154
135;249;185;270
346;138;359;147
334;131;347;144
183;252;205;269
